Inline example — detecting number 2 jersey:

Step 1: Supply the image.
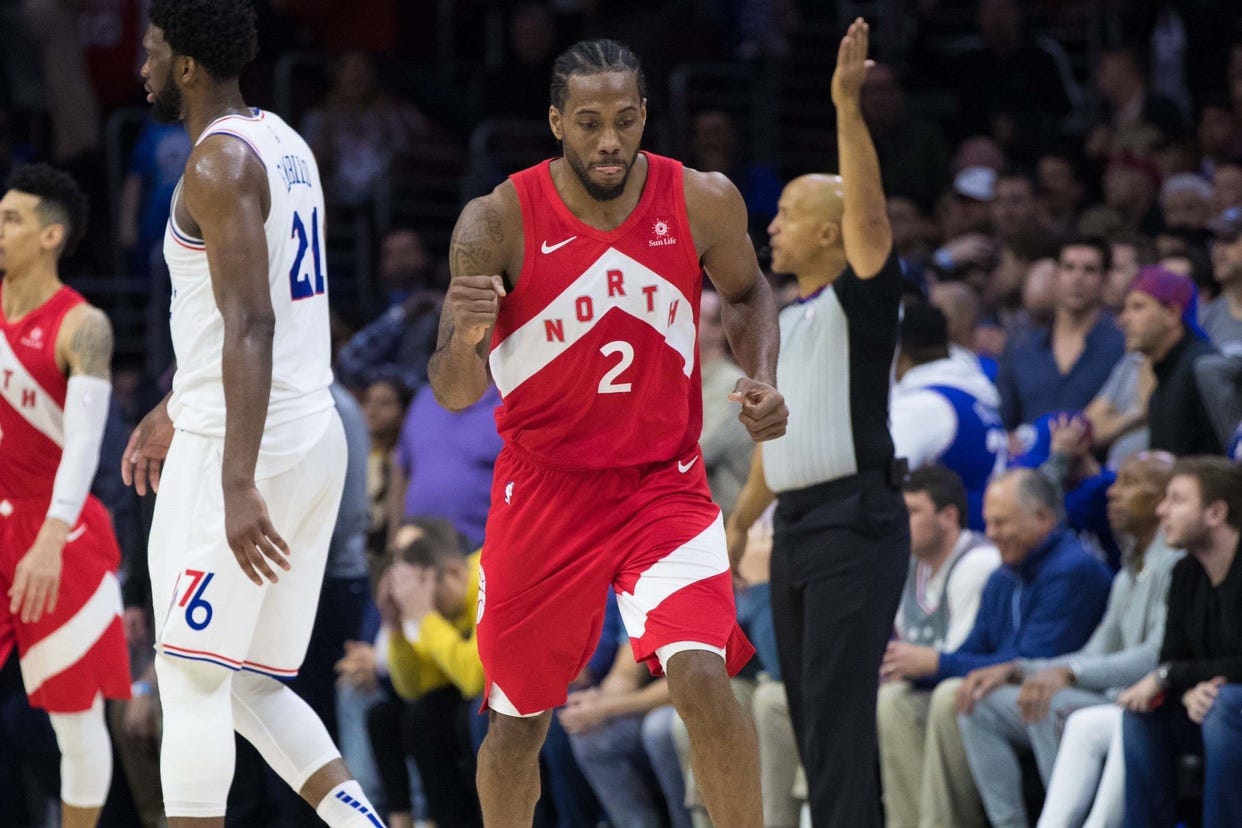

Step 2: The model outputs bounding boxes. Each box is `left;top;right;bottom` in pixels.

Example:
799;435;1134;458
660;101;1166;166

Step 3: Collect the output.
163;108;333;439
490;153;704;469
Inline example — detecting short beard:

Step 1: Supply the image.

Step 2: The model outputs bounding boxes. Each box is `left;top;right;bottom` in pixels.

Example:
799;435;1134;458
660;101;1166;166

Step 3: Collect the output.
565;150;629;202
151;72;183;124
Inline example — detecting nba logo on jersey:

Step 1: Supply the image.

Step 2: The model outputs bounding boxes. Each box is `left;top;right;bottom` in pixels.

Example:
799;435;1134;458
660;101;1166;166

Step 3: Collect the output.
504;480;514;504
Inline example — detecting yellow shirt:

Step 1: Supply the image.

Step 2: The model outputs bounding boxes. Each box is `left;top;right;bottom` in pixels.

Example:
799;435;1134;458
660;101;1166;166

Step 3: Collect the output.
387;550;485;700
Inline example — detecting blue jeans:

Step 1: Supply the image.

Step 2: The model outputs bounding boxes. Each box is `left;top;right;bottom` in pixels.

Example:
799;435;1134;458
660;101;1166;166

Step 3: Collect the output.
1123;684;1242;828
737;582;780;681
569;704;690;828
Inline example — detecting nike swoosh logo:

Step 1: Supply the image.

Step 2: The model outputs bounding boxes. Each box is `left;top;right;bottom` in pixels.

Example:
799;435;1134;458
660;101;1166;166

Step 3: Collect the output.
677;457;698;473
541;236;577;254
65;524;87;543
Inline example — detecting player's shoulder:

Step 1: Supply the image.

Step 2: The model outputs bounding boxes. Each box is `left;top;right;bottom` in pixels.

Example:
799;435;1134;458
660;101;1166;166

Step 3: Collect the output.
184;131;266;193
456;180;522;241
682;166;743;207
451;180;522;275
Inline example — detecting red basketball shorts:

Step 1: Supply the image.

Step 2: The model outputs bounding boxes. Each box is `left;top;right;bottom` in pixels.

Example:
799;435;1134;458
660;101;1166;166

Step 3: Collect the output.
0;495;131;712
477;443;754;715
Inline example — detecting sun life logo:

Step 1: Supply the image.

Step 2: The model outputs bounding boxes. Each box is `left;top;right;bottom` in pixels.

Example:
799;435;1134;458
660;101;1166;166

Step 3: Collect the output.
20;327;43;348
653;219;669;237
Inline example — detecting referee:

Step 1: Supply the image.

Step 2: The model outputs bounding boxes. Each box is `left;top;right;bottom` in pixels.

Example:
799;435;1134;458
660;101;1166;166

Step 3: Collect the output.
726;19;909;828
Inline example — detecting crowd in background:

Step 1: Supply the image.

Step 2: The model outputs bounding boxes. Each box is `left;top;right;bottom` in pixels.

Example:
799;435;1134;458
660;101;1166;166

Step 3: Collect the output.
2;0;1242;826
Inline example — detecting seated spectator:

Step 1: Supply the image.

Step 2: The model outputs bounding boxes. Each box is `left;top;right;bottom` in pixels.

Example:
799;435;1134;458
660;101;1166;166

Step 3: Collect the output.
362;378;410;558
1035;152;1086;237
877;469;1111;828
1119;457;1242;828
1160;173;1214;232
861;63;949;210
1087;48;1186;163
891;302;1006;529
561;644;690;828
699;290;753;515
992;172;1045;243
997;236;1126;430
369;526;485;828
959;452;1181;828
335;228;441;394
1120;266;1220;454
878;465;1001;828
928;280;998;382
1202;206;1242;355
1020;413;1122;569
1210;159;1242;216
688;110;782;244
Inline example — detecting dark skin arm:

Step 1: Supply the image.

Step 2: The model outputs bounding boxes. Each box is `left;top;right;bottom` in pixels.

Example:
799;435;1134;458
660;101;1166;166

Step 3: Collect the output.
179;135;289;586
428;186;519;411
686;169;788;442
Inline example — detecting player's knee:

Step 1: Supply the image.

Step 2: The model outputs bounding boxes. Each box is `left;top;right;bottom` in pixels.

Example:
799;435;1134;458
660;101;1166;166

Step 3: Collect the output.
230;668;282;705
48;696;112;808
666;649;732;724
483;709;551;760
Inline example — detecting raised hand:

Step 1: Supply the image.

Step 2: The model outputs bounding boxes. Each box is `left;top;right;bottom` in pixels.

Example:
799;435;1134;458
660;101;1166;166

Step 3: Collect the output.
832;17;875;110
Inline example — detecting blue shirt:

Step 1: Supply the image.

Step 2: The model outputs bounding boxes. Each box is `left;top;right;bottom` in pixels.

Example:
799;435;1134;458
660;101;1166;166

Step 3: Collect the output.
997;316;1126;429
935;528;1112;680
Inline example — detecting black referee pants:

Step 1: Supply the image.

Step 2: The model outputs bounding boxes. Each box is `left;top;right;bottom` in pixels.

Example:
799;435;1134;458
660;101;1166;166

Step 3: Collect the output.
771;468;909;828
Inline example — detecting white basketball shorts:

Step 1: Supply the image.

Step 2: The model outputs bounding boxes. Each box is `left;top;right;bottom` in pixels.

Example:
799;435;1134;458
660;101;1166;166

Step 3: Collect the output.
149;408;346;678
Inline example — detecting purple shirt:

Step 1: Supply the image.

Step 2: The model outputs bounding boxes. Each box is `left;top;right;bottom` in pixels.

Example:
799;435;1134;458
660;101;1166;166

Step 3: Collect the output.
397;384;503;548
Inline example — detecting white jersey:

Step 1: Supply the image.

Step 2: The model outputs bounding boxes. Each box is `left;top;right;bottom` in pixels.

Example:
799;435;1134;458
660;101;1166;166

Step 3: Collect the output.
163;108;333;439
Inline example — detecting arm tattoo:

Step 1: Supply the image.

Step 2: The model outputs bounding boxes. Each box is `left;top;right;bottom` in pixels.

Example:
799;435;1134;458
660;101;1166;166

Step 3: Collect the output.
449;205;504;276
69;310;114;379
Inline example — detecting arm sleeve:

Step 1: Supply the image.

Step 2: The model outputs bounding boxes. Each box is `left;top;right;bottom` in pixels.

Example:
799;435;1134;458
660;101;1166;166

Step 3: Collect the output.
943;548;1002;652
47;376;112;526
890;391;956;470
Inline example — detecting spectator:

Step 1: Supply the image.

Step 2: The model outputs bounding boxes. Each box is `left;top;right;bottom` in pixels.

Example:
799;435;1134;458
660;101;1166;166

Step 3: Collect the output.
561;645;689;828
1160;172;1214;231
952;0;1074;159
1016;413;1122;569
1120;266;1220;454
891;302;1006;529
992;172;1044;242
861;63;949;209
302;50;430;208
877;469;1112;828
335;228;442;393
1035;152;1086;236
1210;159;1242;216
478;2;560;120
1088;48;1186;161
959;451;1181;828
1103;235;1150;314
698;290;752;514
1119;457;1242;828
688;109;782;243
370;526;485;828
1196;100;1241;179
362;379;410;558
1082;349;1153;464
997;237;1126;429
928;281;997;381
1202;206;1242;354
390;382;502;549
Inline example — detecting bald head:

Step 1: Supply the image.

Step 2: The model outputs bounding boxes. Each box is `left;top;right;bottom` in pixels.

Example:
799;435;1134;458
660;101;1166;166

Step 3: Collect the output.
788;174;845;222
767;174;847;277
1107;450;1175;538
929;281;982;347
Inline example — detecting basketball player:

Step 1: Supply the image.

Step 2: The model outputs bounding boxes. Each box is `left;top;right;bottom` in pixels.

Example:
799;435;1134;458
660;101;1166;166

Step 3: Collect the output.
120;2;382;826
1;164;130;828
430;39;788;827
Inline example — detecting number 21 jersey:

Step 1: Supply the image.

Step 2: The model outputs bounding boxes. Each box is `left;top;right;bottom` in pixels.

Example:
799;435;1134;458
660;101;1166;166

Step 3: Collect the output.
490;153;704;469
163;108;333;438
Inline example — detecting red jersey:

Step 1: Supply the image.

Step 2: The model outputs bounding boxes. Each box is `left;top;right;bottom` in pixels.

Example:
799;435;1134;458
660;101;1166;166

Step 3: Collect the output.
0;284;85;500
490;153;704;469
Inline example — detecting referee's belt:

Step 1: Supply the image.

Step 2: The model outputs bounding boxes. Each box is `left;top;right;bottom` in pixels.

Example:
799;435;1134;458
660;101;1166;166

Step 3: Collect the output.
778;457;909;505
